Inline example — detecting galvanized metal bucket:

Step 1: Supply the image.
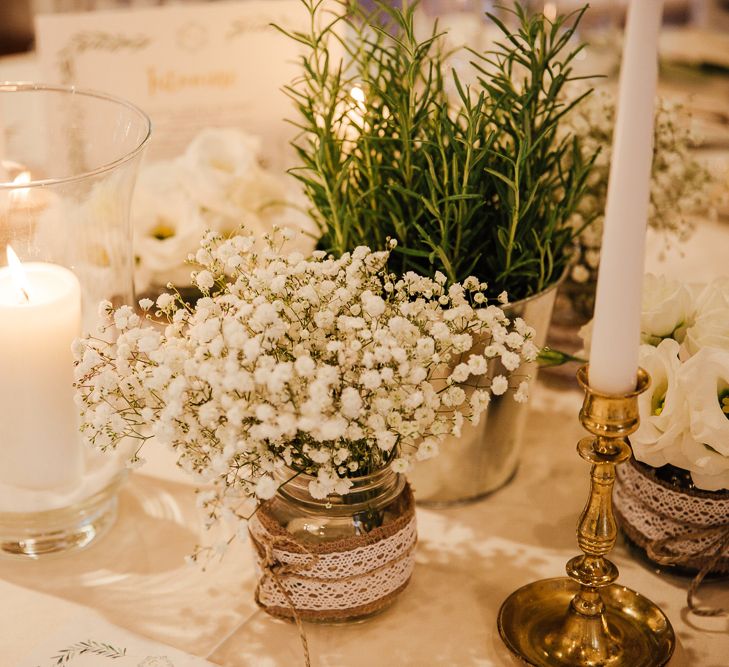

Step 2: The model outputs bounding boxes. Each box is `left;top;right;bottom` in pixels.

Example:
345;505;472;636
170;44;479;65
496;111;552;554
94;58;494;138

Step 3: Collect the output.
408;281;561;506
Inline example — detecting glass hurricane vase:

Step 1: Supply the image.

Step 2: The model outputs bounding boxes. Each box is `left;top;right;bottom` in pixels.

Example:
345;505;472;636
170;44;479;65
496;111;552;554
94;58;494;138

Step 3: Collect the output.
0;83;150;557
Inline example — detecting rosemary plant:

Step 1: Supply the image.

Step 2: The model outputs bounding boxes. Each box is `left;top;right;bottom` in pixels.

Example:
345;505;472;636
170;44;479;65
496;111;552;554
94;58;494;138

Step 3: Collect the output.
279;1;596;300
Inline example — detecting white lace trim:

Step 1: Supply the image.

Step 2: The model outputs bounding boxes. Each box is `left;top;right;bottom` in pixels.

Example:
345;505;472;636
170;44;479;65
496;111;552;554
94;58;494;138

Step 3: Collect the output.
249;513;417;612
614;462;729;558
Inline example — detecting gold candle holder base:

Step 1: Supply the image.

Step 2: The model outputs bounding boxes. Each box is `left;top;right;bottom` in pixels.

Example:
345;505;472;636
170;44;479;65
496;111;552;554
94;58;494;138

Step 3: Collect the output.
497;366;675;666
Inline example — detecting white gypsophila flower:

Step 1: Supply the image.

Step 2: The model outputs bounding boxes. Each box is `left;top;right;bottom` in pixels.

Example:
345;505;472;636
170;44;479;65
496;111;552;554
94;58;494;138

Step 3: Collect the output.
131;161;208;291
571;264;590;284
73;230;533;537
255;475;278;500
97;300;113;319
562;89;714;296
491;375;508;395
156;292;175;310
514;381;529;403
415;438;439;461
640;273;695;345
194;270;215;291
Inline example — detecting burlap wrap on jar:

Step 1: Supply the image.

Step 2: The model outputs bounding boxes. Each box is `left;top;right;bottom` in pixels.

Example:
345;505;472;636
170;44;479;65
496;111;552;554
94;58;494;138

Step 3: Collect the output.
249;471;416;623
614;458;729;575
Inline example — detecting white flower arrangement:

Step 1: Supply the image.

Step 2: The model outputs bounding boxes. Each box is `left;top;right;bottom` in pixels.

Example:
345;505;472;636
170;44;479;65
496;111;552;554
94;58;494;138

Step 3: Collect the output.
564;91;714;290
74;230;537;523
132;128;314;291
583;274;729;491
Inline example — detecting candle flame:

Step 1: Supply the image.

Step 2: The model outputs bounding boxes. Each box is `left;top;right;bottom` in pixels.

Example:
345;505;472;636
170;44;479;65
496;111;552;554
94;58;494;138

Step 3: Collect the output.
10;171;32;203
348;86;367;132
350;86;365;106
543;2;557;22
6;245;31;303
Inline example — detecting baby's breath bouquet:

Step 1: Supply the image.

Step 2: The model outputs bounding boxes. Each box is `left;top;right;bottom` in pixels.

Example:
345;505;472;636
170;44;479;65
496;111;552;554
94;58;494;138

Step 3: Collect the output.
73;230;536;520
559;91;714;322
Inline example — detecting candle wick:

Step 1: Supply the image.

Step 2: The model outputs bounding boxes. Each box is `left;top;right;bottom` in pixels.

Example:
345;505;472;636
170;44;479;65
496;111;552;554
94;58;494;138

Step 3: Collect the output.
20;287;29;304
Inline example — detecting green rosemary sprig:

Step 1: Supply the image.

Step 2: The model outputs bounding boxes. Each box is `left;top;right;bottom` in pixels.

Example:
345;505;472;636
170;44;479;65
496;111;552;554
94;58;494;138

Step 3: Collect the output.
473;3;598;296
279;1;597;300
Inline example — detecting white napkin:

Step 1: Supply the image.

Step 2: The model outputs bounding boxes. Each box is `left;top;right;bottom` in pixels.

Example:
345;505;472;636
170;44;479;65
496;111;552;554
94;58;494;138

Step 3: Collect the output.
20;615;216;667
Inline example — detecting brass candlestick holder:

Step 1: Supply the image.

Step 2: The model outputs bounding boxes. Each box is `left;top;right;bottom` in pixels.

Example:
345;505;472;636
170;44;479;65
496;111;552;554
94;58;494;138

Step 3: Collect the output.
498;365;675;666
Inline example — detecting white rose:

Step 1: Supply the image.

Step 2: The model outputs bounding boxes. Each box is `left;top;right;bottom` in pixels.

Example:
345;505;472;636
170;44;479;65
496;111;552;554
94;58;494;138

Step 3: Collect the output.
632;339;689;468
676;347;729;490
180;127;261;202
132;162;207;289
640;274;694;346
227;169;286;220
683;278;729;356
693;276;729;314
178;128;288;230
684;309;729;357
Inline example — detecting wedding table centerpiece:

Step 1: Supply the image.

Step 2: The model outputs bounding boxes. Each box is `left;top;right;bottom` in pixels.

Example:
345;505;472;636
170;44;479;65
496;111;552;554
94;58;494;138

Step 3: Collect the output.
74;229;536;623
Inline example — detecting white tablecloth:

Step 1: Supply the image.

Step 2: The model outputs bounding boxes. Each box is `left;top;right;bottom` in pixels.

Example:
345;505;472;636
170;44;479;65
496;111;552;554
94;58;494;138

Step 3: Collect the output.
1;47;729;667
2;376;729;666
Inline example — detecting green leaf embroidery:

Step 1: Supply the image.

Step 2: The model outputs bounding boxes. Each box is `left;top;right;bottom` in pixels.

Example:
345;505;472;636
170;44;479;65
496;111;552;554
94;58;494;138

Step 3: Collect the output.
52;640;127;664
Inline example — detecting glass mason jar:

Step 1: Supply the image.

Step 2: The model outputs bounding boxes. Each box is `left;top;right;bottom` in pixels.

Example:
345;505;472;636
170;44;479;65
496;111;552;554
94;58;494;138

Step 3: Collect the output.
0;83;150;557
250;466;417;623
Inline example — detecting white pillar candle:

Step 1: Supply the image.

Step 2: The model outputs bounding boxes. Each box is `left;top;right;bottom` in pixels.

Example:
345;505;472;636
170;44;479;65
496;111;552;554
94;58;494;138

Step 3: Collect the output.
588;0;664;395
0;248;83;490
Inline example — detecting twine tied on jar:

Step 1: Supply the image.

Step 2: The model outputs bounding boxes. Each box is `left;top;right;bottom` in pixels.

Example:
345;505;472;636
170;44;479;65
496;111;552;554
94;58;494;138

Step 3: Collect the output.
248;484;417;665
252;532;319;667
614;458;729;618
647;525;729;617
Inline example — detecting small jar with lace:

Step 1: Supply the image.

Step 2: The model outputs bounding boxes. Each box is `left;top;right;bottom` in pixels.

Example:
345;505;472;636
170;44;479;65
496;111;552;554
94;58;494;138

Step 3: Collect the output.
248;465;416;624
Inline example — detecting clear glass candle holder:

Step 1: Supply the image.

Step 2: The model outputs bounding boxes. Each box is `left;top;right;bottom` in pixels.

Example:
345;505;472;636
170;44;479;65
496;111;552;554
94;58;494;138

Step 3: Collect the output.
0;83;150;558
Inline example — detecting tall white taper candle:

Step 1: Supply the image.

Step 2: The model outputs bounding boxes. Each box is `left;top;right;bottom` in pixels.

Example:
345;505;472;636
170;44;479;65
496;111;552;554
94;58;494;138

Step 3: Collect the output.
588;0;664;395
0;108;6;182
